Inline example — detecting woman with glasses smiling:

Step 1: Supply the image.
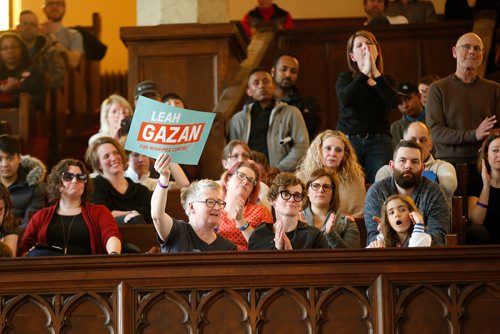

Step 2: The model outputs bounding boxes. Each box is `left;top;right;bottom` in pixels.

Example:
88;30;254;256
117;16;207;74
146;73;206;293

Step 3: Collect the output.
218;161;273;250
21;159;121;256
151;154;236;252
301;168;360;249
248;172;328;250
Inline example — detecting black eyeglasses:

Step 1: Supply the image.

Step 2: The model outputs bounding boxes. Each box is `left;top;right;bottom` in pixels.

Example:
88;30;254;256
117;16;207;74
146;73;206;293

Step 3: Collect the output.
309;183;333;192
280;190;303;202
61;172;87;183
192;198;226;209
232;170;257;186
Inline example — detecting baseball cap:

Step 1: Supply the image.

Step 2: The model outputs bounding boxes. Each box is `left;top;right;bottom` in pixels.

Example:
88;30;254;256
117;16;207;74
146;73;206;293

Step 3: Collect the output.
397;82;419;96
134;80;160;99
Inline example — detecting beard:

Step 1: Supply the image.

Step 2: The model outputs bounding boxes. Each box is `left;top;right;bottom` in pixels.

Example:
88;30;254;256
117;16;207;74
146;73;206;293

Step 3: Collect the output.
393;168;421;189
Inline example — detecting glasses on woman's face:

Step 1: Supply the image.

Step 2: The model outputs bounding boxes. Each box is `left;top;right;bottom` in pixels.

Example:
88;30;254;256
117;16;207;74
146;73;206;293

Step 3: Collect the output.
232;170;257;186
279;190;303;202
227;152;250;161
192;198;227;209
61;172;88;183
309;183;333;192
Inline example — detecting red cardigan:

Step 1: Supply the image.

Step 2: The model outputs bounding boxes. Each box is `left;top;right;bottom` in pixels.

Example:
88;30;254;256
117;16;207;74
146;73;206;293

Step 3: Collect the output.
21;203;121;255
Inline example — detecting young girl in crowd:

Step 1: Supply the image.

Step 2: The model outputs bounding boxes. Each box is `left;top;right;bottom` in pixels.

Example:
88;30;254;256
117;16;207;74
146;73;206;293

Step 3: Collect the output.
367;194;431;248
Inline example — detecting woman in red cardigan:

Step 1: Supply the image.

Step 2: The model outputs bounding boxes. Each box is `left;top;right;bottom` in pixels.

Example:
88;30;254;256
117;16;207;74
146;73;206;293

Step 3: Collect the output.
21;159;121;256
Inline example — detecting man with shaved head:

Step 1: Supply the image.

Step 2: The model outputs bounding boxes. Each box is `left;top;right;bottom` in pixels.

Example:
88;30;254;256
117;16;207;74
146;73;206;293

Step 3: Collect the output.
426;32;500;186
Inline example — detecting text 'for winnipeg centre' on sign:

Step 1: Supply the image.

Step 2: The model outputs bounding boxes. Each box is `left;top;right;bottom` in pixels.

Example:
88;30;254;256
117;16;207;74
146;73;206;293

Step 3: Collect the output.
124;96;216;165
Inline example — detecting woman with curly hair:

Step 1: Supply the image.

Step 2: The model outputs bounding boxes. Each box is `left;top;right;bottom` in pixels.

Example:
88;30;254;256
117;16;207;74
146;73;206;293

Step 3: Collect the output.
21;159;121;256
297;130;365;218
248;172;328;250
0;183;19;256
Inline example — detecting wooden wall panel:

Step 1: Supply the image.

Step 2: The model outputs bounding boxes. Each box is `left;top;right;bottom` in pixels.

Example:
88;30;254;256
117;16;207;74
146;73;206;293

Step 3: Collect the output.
0;248;499;333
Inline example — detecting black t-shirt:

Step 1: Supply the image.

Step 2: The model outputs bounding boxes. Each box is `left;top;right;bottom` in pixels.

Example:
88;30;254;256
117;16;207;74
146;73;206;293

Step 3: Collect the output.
46;213;92;255
248;221;329;250
248;102;273;161
159;219;237;253
468;183;500;244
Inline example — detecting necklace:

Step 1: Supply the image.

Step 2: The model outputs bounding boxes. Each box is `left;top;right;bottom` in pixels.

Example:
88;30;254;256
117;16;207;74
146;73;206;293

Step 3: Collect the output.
60;214;78;255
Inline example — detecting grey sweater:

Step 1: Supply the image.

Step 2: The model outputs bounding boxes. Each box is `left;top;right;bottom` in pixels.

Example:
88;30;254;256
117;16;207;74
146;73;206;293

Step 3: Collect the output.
364;176;450;246
227;101;309;171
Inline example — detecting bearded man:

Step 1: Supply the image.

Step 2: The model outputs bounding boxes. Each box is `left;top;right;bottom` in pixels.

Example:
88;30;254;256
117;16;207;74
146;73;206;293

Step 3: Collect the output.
364;140;450;245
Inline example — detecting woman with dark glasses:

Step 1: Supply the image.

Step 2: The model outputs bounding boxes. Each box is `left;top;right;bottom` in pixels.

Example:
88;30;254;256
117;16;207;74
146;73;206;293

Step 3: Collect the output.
21;159;121;256
151;154;236;252
248;172;328;250
218;161;272;250
301;168;360;249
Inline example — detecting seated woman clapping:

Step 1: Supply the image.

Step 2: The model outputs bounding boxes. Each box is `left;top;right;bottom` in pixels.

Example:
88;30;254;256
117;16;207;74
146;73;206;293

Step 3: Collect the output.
218;161;273;250
151;154;236;252
86;137;152;224
248;172;328;250
301;168;360;248
0;183;19;256
21;159;121;256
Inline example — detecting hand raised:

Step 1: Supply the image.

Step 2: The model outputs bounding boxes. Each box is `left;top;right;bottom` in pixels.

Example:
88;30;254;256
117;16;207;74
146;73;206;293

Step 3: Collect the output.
476;116;497;141
409;211;424;225
154;153;172;178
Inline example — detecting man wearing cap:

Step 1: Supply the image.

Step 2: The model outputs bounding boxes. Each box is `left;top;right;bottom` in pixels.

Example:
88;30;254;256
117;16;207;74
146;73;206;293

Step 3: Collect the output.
390;82;425;147
134;80;162;106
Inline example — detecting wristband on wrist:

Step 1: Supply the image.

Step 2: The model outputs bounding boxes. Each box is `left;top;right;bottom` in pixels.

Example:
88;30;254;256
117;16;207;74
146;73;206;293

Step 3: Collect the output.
476;201;488;209
157;179;169;189
238;222;250;231
109;251;119;255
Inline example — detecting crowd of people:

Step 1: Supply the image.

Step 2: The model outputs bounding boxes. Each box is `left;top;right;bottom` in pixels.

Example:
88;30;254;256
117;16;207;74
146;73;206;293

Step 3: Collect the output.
1;1;500;257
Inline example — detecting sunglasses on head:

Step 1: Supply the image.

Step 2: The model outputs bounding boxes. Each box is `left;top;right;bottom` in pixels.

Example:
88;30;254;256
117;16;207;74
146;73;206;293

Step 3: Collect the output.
61;172;88;183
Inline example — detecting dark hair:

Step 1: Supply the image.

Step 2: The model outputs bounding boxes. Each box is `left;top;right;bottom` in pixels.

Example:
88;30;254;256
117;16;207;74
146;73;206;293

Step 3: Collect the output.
46;159;93;203
380;194;419;247
363;0;388;7
418;74;440;86
250;150;268;167
0;135;21;155
272;51;299;67
222;161;261;205
118;116;133;138
304;168;340;212
19;9;36;16
162;93;186;106
0;32;31;70
0;183;19;233
248;66;270;80
478;133;500;174
393;140;422;161
267;172;306;202
85;136;127;174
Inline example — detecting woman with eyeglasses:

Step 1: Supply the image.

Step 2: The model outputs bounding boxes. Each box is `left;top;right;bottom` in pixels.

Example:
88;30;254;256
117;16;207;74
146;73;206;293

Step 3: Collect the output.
151;154;237;252
21;159;121;256
297;130;365;219
218;161;273;250
301;168;360;249
86;137;152;225
221;140;272;211
0;32;44;112
248;172;328;250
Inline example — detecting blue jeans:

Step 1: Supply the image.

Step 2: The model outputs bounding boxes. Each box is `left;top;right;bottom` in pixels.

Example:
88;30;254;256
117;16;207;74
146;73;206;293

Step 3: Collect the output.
347;133;393;184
